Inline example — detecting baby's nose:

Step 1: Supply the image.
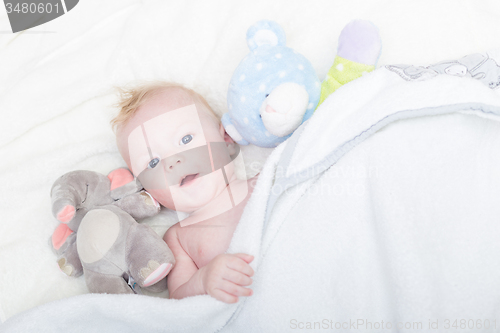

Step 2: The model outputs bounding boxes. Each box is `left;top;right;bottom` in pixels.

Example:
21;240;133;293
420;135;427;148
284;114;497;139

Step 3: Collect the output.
165;154;184;171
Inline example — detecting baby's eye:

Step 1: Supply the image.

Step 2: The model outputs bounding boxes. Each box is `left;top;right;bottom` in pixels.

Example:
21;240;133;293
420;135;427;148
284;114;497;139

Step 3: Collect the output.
265;94;269;98
148;157;160;169
180;134;193;145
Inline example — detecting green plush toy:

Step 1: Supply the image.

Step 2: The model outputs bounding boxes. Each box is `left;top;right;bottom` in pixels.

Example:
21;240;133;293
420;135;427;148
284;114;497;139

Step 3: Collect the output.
318;20;382;107
50;168;175;294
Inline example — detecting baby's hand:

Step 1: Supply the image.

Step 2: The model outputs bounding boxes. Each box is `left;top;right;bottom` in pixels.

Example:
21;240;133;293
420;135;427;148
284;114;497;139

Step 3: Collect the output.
200;253;254;303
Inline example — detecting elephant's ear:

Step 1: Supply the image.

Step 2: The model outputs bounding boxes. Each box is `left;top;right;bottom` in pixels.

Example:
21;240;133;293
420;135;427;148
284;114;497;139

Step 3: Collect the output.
246;20;286;51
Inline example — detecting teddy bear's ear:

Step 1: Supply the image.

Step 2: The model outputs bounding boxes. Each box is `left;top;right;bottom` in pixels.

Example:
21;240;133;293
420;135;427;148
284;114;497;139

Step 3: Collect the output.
246;20;286;51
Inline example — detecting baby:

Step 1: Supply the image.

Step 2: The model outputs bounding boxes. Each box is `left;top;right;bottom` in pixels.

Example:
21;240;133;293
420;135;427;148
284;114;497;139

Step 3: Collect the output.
112;82;256;303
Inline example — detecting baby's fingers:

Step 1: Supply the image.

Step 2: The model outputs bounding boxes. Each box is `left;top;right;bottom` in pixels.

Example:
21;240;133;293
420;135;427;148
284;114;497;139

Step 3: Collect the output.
223;269;253;287
211;289;238;304
233;253;254;264
228;254;255;277
218;280;253;299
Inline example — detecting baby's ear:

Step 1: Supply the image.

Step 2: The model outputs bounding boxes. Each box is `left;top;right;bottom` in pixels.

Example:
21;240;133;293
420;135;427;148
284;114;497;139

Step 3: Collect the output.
220;123;237;155
219;123;234;143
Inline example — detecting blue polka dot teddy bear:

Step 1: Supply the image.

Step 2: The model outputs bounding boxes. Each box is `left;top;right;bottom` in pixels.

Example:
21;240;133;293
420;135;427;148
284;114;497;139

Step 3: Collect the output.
222;20;382;148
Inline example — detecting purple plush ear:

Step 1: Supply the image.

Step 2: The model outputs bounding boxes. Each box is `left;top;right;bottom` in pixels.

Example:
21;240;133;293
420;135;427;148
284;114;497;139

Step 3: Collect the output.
337;20;382;66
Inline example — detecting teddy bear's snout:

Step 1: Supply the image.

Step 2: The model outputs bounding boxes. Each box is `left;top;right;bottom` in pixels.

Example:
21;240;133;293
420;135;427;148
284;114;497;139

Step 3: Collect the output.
260;82;309;137
265;105;277;113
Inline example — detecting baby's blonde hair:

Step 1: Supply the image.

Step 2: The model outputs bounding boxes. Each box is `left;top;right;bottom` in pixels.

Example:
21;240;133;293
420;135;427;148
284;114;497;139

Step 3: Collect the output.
111;81;218;132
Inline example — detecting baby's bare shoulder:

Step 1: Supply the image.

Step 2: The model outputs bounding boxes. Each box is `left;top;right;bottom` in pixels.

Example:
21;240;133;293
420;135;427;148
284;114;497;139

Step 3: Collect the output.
163;222;180;244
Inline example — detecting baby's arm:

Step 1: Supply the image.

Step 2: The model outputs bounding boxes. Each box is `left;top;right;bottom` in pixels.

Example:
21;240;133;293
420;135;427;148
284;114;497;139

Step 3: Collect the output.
164;227;204;298
165;227;254;303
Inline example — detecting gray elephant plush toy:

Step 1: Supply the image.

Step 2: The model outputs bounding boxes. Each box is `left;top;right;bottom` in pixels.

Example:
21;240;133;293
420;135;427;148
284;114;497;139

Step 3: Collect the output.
50;168;175;294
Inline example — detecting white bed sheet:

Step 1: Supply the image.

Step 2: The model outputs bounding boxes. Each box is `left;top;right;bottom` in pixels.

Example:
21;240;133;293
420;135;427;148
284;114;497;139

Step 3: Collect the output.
1;0;500;323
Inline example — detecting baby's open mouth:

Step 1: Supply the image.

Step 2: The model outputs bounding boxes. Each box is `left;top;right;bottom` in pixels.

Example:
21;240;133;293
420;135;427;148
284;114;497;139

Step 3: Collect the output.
180;173;199;187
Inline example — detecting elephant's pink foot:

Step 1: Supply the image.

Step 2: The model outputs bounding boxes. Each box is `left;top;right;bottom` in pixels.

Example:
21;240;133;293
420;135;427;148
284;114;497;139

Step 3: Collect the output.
142;261;173;287
107;168;134;190
52;223;74;250
56;204;75;223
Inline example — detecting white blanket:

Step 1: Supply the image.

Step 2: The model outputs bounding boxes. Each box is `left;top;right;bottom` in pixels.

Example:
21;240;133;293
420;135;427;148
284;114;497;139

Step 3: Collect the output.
4;64;500;332
2;0;500;331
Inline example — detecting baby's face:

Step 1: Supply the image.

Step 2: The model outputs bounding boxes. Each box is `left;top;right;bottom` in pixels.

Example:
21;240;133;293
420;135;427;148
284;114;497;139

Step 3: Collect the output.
116;90;235;212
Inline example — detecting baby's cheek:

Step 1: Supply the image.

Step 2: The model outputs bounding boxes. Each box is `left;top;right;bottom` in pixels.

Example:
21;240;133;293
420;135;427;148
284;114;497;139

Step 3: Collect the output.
145;188;175;210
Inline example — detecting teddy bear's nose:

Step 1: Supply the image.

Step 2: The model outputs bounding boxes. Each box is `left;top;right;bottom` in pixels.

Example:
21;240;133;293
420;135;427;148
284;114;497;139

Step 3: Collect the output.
260;82;309;137
265;105;277;113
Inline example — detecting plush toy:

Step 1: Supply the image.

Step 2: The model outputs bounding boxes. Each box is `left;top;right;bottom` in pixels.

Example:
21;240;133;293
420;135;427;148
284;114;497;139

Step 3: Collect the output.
50;168;175;294
222;20;382;148
386;52;500;89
